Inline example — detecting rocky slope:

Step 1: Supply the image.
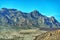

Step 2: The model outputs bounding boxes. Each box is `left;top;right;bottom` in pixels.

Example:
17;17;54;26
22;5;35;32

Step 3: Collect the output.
35;30;60;40
0;8;60;30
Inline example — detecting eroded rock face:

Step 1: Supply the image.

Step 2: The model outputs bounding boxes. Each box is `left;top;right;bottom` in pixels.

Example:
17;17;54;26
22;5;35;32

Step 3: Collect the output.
0;8;60;30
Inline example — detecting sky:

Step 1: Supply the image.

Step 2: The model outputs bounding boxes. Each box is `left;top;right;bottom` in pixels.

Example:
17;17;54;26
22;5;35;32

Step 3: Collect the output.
0;0;60;22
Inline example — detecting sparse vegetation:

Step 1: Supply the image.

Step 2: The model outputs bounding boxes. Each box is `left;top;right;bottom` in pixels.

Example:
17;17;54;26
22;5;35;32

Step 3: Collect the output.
0;29;47;40
35;30;60;40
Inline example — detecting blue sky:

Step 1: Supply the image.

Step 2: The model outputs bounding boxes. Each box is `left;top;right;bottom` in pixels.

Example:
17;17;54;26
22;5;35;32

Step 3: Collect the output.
0;0;60;22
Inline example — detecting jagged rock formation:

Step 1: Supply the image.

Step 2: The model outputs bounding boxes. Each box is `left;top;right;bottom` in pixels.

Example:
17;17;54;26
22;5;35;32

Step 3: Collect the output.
0;8;60;30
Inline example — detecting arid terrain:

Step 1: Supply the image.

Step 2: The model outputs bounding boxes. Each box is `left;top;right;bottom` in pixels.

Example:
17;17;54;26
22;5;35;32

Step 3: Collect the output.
35;30;60;40
0;29;47;40
0;29;60;40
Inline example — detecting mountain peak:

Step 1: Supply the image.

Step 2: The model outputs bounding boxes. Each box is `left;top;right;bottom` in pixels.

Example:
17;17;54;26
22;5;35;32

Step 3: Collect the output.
1;8;8;11
2;8;7;9
1;8;17;11
8;9;17;11
31;10;43;16
32;10;41;14
32;10;39;13
50;16;58;22
50;16;55;19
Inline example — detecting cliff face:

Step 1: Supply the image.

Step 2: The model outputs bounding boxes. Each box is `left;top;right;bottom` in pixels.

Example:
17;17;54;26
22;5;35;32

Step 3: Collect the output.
0;8;60;30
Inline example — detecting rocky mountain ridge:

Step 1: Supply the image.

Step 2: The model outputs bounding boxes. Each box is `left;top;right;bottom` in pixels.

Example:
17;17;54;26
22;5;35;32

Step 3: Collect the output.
0;8;60;30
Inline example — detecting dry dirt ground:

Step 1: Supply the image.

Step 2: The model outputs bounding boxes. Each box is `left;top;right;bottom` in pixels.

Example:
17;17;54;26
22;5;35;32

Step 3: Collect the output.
1;29;60;40
0;29;47;40
34;30;60;40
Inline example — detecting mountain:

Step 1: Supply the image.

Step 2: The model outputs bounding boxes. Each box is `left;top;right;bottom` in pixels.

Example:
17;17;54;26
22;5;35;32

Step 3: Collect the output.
0;8;60;30
35;30;60;40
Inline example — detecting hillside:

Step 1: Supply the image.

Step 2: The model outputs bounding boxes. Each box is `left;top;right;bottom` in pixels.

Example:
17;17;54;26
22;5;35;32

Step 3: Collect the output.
35;30;60;40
